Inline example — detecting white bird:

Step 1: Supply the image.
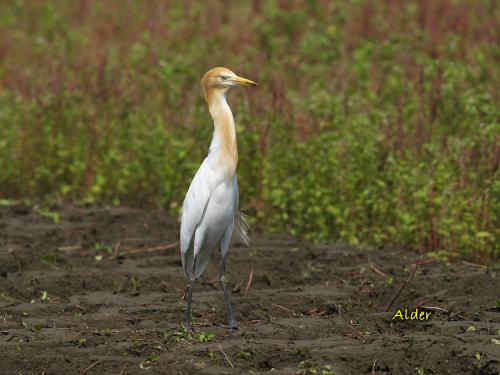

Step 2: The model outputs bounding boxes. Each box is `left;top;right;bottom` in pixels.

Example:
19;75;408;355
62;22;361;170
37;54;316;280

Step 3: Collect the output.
180;67;256;330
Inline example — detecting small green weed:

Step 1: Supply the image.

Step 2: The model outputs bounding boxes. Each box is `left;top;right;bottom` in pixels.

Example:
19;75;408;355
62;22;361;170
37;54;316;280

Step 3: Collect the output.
238;351;254;360
39;254;64;270
40;290;50;303
164;325;216;346
139;354;160;369
35;208;60;223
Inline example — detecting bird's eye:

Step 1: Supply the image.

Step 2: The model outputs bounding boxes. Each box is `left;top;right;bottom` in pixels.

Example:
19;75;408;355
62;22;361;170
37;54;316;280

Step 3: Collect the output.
220;75;228;81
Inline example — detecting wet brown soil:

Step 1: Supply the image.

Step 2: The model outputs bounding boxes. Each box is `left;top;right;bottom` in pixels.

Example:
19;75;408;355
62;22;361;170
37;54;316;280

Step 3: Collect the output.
0;205;498;374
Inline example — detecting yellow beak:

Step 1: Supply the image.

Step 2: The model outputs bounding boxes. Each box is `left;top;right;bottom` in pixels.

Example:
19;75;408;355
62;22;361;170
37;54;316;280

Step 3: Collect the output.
230;75;257;87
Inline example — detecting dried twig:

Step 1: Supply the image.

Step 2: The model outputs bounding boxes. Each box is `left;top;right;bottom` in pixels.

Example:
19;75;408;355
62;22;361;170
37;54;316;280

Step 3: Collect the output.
411;258;435;267
244;319;265;324
118;363;128;375
304;308;327;316
2;333;13;342
419;305;467;320
80;360;101;375
218;344;234;368
180;286;187;301
372;358;377;374
109;242;179;259
335;276;349;285
113;240;121;258
273;303;298;316
385;264;418;312
462;260;487;269
245;269;254;292
336;304;365;341
58;245;81;252
419;305;448;313
369;264;387;278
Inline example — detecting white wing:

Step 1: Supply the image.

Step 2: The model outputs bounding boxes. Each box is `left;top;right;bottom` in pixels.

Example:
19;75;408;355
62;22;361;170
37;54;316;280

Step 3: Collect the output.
180;160;213;258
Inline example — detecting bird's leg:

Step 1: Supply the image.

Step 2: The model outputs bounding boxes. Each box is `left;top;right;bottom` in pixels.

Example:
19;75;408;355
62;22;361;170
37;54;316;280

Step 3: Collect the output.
219;256;238;330
183;276;196;331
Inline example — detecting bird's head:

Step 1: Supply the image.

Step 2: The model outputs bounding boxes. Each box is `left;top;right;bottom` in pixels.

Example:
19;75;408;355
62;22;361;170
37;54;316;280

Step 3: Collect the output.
201;67;257;100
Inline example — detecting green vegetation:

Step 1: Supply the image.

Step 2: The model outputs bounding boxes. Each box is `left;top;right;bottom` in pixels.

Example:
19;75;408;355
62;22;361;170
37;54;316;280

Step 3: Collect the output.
0;1;498;262
164;326;216;346
299;362;336;375
139;353;160;369
40;290;50;303
39;254;64;270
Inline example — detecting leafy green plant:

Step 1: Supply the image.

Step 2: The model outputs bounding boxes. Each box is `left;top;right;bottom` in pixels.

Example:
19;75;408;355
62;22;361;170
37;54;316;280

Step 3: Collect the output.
238;350;254;360
164;325;216;346
139;354;160;369
36;208;60;223
39;255;64;270
40;290;50;303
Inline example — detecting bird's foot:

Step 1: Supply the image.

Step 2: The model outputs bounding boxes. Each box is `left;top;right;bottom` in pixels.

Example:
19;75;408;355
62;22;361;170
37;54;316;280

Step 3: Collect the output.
182;321;195;333
217;320;238;331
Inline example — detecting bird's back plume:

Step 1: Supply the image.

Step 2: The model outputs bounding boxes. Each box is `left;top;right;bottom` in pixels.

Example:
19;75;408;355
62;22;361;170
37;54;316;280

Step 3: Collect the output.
232;211;250;246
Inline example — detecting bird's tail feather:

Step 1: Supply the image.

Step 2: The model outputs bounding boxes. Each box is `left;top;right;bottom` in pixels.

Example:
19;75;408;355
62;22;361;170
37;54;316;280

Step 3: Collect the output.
232;211;250;246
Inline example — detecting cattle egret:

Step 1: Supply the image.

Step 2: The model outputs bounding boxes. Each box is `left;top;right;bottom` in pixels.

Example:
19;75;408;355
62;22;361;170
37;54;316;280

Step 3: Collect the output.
180;67;256;330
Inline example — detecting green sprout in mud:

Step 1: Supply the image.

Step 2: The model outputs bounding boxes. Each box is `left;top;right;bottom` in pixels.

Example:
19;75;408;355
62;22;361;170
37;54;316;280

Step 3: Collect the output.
139;354;160;369
131;340;148;351
94;242;113;261
238;351;254;360
473;351;485;361
17;319;29;330
299;362;335;375
35;208;60;223
112;280;125;294
466;325;476;332
39;255;63;270
34;324;44;332
97;328;113;337
196;331;216;343
294;347;309;356
95;242;113;255
113;276;141;296
261;275;273;286
130;276;141;296
78;338;88;347
40;290;50;303
385;275;394;287
164;325;216;346
472;351;487;369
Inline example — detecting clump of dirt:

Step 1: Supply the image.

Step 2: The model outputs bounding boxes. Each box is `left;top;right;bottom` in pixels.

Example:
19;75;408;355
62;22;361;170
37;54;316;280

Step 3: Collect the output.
0;205;498;374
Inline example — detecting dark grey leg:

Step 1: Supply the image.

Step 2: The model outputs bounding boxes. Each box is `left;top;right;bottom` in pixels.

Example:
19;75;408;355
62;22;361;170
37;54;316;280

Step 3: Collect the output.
184;276;196;330
219;256;237;330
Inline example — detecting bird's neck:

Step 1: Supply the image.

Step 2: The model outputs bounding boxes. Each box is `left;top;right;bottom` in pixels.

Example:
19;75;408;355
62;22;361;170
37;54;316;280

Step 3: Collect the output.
206;91;238;177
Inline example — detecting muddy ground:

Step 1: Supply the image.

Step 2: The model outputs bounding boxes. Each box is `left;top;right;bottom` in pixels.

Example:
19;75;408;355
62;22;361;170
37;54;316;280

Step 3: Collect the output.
0;205;498;375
